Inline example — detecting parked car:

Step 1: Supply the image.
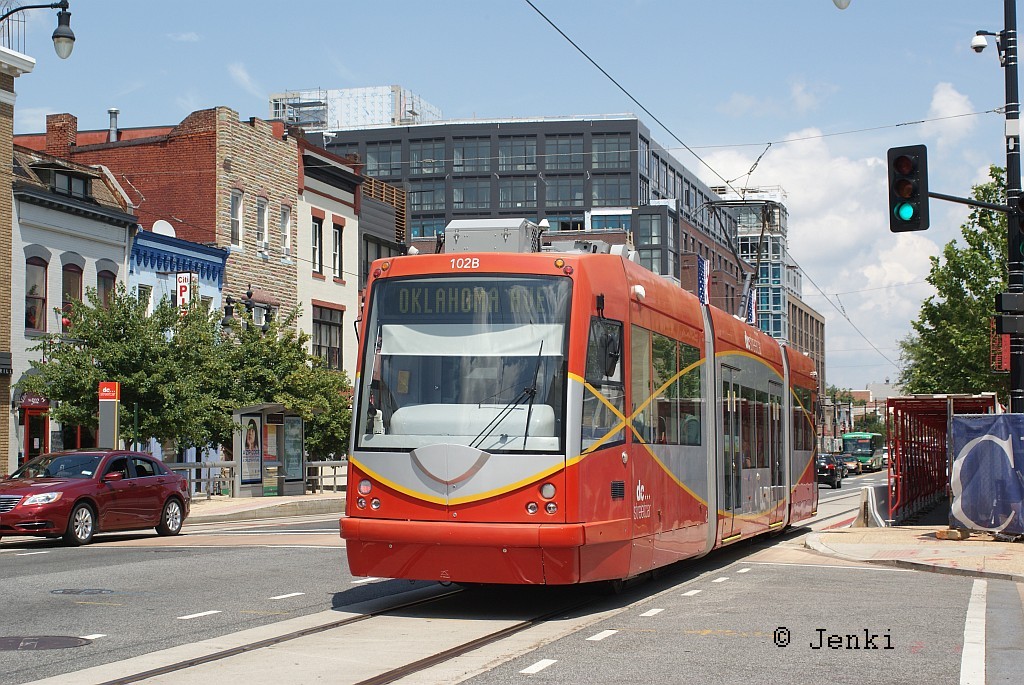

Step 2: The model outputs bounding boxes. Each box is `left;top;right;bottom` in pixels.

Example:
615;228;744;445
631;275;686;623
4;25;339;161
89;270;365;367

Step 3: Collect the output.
816;454;844;489
0;450;190;546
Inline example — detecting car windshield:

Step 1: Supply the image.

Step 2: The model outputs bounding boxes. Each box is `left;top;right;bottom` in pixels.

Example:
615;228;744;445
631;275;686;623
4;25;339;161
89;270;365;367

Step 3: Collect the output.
9;453;104;479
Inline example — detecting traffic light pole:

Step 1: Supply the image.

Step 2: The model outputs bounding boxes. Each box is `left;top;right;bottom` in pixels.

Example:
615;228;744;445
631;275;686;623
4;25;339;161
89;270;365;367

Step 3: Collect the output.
1002;0;1024;413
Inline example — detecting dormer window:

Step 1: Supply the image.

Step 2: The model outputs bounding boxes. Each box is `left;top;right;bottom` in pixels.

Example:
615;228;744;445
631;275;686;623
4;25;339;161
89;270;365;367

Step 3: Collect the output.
34;167;93;200
53;171;90;199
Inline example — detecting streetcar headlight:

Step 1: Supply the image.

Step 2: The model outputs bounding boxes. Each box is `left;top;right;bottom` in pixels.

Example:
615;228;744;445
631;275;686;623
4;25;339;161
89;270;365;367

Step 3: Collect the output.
358;479;373;496
545;502;558;514
356;497;367;509
540;483;556;499
526;502;539;515
370;498;381;510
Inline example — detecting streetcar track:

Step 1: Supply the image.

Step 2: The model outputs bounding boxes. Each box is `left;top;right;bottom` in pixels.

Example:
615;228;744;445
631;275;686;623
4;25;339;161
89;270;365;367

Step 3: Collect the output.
350;594;603;685
94;587;465;685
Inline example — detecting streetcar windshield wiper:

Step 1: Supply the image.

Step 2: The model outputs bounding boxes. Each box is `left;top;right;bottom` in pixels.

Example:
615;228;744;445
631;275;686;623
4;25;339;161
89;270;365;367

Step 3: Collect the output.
469;342;544;450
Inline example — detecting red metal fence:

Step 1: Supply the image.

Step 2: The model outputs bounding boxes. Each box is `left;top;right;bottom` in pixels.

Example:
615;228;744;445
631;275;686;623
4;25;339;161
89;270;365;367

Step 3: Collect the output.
887;394;998;523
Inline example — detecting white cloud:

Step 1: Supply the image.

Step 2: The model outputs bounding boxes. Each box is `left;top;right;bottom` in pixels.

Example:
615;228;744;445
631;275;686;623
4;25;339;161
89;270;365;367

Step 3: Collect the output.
14;107;52;133
228;62;264;99
789;80;836;114
168;32;200;42
922;82;976;148
697;129;942;387
717;92;772;118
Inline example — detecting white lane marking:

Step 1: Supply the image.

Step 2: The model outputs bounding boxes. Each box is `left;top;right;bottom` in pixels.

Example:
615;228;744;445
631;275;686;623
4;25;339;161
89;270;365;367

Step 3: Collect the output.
712;577;729;583
350;577;380;584
682;589;702;597
270;592;306;600
80;634;106;640
737;568;751;573
520;659;557;674
640;608;664;617
960;579;987;685
16;551;50;556
586;630;618;641
177;610;222;620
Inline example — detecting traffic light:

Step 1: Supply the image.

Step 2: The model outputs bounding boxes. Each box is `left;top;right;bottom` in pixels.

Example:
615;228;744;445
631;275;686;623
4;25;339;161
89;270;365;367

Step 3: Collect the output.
887;144;929;232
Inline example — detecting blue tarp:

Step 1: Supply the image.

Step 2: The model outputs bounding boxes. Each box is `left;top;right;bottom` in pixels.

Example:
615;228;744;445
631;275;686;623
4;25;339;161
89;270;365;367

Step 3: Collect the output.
950;414;1024;535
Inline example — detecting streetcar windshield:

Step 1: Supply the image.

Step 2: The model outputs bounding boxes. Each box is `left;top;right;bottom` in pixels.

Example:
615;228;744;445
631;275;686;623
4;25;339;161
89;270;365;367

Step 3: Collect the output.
355;274;571;453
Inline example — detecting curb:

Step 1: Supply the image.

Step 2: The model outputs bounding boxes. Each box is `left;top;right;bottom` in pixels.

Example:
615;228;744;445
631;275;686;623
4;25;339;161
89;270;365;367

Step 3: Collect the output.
804;532;1024;583
187;497;346;524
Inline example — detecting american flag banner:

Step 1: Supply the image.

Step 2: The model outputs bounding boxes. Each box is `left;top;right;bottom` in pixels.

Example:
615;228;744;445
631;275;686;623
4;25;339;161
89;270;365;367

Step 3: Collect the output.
746;289;757;324
696;256;709;305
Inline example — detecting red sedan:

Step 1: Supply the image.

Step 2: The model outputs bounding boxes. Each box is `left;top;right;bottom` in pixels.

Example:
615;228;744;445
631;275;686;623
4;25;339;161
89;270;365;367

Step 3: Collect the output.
0;450;190;546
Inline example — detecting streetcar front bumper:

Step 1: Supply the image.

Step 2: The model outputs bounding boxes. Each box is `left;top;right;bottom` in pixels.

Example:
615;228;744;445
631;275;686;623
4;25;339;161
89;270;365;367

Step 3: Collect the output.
341;518;631;585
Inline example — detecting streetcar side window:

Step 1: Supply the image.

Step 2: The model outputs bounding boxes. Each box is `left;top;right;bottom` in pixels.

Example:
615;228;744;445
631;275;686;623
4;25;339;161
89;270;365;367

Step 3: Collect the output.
582;317;625;451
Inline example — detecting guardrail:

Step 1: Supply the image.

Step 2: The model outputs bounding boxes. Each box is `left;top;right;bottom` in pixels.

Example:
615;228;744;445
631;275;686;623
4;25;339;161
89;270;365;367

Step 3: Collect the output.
167;461;234;500
306;460;347;493
166;459;347;498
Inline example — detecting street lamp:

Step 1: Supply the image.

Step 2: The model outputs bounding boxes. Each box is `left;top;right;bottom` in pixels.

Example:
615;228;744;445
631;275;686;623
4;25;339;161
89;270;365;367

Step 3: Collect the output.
974;0;1023;412
0;1;75;59
221;286;274;334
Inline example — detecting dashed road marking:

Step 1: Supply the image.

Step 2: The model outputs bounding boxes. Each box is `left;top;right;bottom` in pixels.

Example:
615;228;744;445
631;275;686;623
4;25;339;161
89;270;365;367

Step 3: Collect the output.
270;592;305;600
640;608;664;617
682;589;702;597
351;577;380;584
712;577;729;583
737;567;751;573
16;551;49;556
586;630;618;641
520;659;557;674
80;634;106;640
177;610;222;620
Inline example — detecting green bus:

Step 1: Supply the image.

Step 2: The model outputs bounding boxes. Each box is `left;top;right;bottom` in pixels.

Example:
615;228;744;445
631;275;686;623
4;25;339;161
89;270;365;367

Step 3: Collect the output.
841;432;885;473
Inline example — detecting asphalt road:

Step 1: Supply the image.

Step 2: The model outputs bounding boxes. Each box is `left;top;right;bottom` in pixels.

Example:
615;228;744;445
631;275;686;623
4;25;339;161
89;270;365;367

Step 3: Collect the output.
3;488;1019;685
0;515;434;685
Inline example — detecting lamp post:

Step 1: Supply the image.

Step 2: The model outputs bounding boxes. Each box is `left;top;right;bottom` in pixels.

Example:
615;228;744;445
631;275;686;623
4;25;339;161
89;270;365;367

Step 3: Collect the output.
0;1;75;59
221;286;274;334
975;0;1023;412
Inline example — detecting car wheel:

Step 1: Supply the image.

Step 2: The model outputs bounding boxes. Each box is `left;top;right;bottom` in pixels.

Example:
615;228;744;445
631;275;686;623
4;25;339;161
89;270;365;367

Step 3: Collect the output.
63;503;95;546
156;499;184;536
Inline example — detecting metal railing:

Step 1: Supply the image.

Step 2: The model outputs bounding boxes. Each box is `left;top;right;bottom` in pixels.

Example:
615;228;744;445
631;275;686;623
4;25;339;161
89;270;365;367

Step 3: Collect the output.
306;460;347;493
167;461;234;500
166;460;348;498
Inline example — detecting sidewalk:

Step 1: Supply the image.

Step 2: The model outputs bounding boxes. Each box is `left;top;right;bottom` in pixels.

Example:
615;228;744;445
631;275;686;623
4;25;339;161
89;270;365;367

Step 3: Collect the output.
806;503;1024;583
185;491;346;524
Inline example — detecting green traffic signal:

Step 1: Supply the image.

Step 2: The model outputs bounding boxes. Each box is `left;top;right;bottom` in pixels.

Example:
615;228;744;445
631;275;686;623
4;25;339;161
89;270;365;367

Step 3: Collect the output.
894;202;915;221
887;145;929;232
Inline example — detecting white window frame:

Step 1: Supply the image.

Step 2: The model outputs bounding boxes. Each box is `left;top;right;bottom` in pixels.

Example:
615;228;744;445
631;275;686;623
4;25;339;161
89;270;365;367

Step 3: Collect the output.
312;217;323;274
332;224;342;279
256;198;268;251
280;205;292;257
230;190;243;247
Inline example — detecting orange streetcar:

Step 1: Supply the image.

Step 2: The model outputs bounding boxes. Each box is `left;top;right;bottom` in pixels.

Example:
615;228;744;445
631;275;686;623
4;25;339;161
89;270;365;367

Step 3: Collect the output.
341;219;817;585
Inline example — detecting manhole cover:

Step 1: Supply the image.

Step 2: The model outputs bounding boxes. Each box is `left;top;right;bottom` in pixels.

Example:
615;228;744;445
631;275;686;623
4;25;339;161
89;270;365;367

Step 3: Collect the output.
0;636;91;651
51;589;114;595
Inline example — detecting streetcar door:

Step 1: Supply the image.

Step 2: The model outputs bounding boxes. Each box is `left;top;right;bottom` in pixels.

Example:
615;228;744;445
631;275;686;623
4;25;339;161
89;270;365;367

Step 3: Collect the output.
720;364;742;539
769;380;786;526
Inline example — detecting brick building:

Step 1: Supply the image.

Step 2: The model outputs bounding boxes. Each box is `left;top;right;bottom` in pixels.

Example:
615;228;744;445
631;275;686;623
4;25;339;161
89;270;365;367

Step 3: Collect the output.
17;107;300;318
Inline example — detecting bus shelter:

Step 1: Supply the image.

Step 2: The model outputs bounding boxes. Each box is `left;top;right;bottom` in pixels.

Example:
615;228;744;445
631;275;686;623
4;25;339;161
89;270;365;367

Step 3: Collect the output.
232;403;306;497
887;393;998;522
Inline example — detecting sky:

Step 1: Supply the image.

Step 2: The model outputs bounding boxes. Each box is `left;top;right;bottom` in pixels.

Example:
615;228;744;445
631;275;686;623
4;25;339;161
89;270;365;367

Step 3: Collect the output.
7;0;1013;391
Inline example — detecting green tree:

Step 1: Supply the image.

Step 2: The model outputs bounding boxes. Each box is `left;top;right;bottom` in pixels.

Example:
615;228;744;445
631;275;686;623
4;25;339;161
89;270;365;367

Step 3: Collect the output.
898;165;1010;398
18;287;352;458
18;283;178;444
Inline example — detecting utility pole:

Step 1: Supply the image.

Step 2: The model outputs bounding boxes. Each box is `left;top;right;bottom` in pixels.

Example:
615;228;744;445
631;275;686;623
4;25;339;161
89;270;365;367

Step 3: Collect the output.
1003;0;1023;412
